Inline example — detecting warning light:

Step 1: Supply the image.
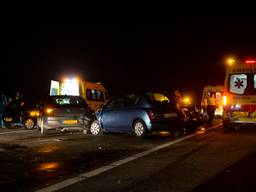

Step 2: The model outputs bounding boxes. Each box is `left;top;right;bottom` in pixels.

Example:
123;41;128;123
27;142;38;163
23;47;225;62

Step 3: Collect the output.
227;58;235;66
245;60;256;64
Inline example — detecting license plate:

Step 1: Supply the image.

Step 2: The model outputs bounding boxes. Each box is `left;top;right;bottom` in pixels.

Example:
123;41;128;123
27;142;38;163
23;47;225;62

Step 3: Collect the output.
164;113;177;118
63;120;78;125
4;117;12;122
238;118;256;122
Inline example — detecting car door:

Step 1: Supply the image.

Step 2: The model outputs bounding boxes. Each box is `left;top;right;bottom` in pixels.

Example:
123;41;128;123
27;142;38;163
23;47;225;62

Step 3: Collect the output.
101;97;125;132
116;94;140;132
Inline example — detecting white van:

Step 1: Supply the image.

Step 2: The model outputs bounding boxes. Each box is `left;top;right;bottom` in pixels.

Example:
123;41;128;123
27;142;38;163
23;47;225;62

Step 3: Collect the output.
222;60;256;132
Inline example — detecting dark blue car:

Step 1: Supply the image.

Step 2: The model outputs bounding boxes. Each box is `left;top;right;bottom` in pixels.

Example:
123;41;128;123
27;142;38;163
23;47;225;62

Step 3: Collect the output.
89;92;187;137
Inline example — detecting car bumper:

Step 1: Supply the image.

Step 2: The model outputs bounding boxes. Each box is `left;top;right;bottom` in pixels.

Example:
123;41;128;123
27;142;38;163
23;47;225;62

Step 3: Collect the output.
147;120;175;132
42;116;90;130
225;119;256;124
223;111;256;125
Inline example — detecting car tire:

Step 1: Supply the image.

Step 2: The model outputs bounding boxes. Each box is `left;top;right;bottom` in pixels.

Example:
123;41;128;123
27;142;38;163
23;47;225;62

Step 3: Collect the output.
133;120;147;138
223;121;233;133
24;118;35;130
90;120;103;135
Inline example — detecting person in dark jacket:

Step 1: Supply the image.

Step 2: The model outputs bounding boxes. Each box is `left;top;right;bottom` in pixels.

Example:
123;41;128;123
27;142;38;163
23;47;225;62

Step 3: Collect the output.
0;94;7;128
206;93;217;126
11;92;24;126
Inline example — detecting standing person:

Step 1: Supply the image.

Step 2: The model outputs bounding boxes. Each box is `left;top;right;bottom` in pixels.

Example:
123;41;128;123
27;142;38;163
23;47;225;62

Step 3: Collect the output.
0;94;7;128
12;91;23;126
201;94;209;122
173;90;187;135
173;90;183;111
206;93;217;126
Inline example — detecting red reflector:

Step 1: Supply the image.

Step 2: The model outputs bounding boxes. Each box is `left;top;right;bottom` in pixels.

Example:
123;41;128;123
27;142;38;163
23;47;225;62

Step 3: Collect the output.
147;110;156;120
245;60;256;64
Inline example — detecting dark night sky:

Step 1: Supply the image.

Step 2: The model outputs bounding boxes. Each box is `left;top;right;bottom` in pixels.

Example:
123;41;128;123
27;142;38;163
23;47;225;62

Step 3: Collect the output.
4;14;256;103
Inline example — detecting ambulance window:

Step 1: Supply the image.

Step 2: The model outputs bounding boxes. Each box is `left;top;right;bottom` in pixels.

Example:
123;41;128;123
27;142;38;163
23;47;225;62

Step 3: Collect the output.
86;89;93;100
254;74;256;89
96;90;104;101
91;90;97;100
229;74;247;95
86;89;104;101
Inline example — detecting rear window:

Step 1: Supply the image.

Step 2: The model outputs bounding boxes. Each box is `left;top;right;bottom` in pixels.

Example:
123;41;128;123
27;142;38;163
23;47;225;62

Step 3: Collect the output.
86;89;105;101
146;92;170;104
47;97;86;107
229;73;256;95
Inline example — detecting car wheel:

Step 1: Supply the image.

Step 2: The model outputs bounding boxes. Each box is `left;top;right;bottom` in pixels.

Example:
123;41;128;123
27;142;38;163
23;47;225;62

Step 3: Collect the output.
24;118;35;130
90;120;103;135
133;120;147;137
223;121;233;133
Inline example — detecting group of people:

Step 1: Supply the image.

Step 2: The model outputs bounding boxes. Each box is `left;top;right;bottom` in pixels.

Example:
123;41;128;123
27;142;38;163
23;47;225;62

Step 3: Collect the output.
173;90;217;127
0;92;24;128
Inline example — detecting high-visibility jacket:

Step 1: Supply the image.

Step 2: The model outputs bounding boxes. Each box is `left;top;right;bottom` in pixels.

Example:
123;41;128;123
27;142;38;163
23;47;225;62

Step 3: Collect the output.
207;97;216;106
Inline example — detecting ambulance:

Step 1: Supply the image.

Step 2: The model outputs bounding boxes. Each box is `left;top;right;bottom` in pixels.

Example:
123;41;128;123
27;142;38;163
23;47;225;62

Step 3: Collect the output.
50;78;108;111
201;85;224;116
222;59;256;132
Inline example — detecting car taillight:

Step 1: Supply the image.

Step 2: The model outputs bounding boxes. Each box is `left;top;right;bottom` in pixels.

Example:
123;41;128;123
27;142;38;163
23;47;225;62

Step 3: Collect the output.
147;110;156;120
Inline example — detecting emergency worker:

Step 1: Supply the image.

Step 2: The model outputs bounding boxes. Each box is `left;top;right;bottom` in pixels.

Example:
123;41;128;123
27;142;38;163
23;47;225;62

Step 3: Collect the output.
206;93;217;126
173;90;187;134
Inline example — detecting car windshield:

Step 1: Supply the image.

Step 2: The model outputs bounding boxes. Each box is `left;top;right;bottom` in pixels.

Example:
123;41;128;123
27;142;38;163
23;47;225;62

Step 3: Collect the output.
46;96;87;107
145;92;170;104
229;73;256;95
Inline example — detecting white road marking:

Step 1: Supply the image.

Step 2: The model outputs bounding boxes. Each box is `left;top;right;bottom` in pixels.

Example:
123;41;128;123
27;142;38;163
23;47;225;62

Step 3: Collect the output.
35;123;222;192
0;130;33;135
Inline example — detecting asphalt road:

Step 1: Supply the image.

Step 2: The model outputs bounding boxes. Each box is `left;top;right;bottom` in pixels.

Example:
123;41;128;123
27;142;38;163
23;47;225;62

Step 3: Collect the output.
0;121;256;192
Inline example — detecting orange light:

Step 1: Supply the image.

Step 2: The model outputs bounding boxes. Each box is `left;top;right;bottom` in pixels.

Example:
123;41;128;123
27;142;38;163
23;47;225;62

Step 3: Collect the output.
30;110;40;117
36;146;59;153
38;162;60;171
46;108;53;114
183;97;191;105
227;58;235;66
223;96;227;106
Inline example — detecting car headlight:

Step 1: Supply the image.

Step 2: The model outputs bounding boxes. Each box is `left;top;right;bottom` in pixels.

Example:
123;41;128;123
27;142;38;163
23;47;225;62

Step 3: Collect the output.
46;108;53;114
30;110;40;117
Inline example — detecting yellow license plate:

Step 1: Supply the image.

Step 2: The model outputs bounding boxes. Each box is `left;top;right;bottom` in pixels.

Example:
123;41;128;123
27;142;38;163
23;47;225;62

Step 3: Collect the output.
238;118;256;122
4;117;12;122
63;120;78;125
232;112;249;118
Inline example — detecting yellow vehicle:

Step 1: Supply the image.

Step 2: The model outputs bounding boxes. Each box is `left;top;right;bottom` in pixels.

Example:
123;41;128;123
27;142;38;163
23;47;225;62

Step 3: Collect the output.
201;85;224;116
50;78;108;111
222;59;256;132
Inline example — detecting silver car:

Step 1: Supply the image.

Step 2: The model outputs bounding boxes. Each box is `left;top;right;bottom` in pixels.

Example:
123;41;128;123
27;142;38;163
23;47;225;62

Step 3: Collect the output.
38;96;95;135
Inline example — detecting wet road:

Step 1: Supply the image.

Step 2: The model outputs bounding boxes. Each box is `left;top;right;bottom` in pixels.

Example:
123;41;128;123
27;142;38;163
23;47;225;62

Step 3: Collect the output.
0;127;184;192
54;124;256;192
1;121;256;192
